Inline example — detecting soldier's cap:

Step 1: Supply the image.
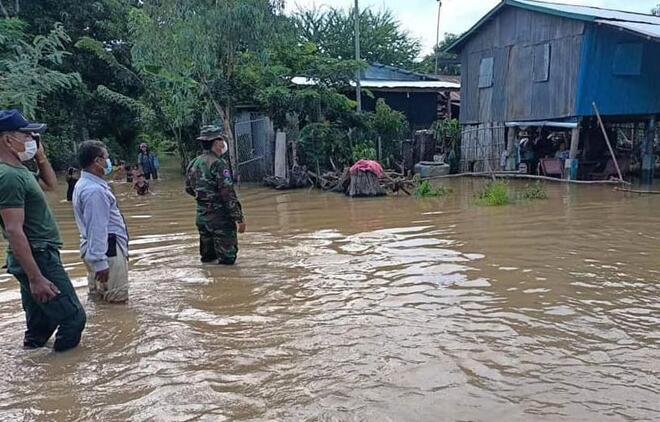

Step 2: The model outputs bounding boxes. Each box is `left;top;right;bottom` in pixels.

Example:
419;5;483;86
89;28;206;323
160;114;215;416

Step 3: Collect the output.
0;109;47;133
197;125;224;141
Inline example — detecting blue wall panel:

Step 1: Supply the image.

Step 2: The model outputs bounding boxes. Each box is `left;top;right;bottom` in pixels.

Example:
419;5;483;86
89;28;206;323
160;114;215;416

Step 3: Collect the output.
576;26;660;117
360;92;438;129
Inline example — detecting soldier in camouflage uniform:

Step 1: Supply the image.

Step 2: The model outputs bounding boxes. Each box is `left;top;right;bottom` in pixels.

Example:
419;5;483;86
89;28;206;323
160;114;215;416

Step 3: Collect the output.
185;125;246;265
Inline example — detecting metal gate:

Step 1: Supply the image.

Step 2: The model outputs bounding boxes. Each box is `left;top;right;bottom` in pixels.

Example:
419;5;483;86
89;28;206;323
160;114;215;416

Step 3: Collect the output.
234;114;274;182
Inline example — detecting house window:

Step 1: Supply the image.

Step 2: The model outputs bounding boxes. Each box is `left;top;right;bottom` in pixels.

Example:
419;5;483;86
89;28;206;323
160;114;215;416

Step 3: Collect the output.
613;43;643;76
478;57;494;88
533;43;551;82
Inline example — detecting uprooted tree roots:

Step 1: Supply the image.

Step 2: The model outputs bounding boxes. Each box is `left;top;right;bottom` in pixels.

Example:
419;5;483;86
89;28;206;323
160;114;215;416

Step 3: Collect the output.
306;168;415;197
263;165;310;190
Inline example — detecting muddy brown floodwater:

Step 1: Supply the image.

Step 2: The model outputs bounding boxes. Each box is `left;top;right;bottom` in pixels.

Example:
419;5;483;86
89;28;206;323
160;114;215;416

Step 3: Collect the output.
0;163;659;422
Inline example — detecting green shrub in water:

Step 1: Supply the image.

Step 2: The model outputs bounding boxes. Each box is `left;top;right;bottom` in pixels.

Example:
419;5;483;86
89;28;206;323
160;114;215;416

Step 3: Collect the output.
414;179;453;197
476;180;510;206
519;181;549;201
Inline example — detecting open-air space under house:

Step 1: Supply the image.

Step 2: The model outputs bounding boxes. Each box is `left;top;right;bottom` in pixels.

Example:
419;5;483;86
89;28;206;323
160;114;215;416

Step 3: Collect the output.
447;0;660;183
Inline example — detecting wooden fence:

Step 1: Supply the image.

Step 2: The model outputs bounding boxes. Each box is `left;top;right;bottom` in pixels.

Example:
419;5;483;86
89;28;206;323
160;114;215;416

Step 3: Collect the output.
459;123;507;173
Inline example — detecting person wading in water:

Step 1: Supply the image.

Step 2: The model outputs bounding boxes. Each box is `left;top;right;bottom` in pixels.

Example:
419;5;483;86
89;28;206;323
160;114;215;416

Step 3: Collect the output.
137;143;159;180
0;109;86;352
185;125;246;265
73;140;130;303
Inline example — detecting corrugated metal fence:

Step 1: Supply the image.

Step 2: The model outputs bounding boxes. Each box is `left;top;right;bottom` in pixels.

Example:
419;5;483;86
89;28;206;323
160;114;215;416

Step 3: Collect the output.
234;115;274;182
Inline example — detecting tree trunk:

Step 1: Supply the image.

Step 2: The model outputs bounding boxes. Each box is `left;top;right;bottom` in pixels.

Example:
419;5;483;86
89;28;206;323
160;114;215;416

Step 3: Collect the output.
208;96;238;177
347;172;386;197
0;1;10;18
174;127;189;173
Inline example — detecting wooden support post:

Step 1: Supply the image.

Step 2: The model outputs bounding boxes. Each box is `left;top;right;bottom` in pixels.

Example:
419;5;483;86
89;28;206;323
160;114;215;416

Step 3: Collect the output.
641;116;656;185
446;91;452;119
506;126;517;171
569;126;579;159
377;136;382;162
592;102;623;182
565;125;580;180
274;131;287;179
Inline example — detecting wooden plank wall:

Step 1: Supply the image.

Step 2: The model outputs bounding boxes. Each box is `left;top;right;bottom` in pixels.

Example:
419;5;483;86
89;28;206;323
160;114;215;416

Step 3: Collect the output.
459;7;585;125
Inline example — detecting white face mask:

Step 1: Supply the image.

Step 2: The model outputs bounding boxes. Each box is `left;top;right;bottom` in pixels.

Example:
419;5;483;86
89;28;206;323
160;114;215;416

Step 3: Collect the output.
221;141;228;155
18;139;38;162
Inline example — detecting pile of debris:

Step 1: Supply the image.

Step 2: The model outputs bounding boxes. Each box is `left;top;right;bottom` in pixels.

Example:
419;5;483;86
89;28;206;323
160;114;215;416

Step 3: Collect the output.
308;160;414;197
263;164;309;190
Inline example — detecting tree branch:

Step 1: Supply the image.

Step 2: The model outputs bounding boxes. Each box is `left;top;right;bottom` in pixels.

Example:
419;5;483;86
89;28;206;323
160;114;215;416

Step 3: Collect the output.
0;1;10;18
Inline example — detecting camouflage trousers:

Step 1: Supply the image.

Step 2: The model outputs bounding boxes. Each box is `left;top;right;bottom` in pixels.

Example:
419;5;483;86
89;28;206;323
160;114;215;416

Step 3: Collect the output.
196;210;238;265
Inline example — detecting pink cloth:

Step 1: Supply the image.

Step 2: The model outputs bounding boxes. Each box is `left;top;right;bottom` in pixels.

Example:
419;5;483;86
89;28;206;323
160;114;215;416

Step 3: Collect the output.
349;160;385;178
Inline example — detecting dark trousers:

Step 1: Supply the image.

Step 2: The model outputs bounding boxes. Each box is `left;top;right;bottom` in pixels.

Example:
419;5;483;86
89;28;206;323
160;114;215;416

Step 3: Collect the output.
143;169;158;180
7;248;86;352
197;221;238;265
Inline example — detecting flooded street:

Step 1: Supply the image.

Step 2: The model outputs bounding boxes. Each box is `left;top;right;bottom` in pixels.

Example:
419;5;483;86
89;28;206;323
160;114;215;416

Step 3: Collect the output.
1;165;659;422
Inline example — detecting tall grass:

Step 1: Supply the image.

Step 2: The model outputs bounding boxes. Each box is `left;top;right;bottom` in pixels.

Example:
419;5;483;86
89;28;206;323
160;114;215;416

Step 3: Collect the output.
519;181;549;200
476;181;510;206
475;180;549;206
414;180;453;197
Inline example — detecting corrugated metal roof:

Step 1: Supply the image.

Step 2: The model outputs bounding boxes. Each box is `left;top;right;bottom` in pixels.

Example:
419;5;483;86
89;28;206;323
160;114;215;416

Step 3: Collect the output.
291;77;460;90
597;20;660;40
447;0;660;53
364;63;439;81
514;0;660;25
361;80;460;89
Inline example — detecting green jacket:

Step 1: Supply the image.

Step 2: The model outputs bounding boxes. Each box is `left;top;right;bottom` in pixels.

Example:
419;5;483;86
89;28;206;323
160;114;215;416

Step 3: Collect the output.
185;152;244;223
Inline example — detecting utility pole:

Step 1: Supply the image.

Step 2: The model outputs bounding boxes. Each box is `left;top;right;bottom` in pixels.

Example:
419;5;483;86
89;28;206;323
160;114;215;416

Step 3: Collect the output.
434;0;443;75
354;0;362;112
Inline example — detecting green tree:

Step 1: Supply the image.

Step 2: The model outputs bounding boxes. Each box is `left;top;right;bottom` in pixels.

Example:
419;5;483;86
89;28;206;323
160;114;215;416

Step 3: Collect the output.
0;19;81;118
8;0;147;166
130;0;288;171
415;33;460;76
253;35;361;129
293;6;421;68
130;0;362;171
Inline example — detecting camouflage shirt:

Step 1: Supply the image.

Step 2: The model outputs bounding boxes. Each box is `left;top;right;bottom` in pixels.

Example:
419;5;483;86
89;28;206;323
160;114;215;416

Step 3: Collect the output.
185;152;244;223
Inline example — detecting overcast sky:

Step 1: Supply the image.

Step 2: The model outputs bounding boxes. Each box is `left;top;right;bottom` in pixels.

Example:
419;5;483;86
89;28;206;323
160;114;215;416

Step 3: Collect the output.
284;0;659;56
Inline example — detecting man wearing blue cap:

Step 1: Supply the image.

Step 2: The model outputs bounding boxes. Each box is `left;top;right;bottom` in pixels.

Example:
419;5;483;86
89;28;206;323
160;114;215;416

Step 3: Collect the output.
0;109;86;352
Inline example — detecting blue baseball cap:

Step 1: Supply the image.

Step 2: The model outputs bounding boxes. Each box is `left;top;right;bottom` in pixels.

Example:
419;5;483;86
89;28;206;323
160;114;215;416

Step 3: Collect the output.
0;109;47;133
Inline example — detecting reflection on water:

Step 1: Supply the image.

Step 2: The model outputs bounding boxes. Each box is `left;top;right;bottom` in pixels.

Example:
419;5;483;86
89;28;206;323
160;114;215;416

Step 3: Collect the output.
0;166;659;421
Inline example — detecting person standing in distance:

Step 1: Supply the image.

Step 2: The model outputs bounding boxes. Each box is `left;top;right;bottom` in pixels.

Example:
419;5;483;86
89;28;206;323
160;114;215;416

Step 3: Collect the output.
73;140;130;303
137;143;159;180
0;109;86;352
185;125;246;265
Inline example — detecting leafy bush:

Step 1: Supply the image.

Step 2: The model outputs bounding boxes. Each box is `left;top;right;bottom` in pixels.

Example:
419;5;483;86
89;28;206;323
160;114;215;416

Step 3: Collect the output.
137;133;178;156
414;179;452;197
519;181;549;200
102;136;129;162
351;143;377;162
371;99;408;165
432;118;461;173
297;99;408;170
298;121;352;169
476;181;510;206
43;135;77;171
